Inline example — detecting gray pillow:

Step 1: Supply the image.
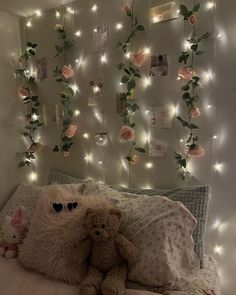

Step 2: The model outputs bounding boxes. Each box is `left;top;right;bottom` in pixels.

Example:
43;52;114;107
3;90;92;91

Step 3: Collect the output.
110;185;209;268
46;169;209;267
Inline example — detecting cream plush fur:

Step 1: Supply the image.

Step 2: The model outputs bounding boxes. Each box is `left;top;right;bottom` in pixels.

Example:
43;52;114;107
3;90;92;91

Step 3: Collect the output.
18;185;109;284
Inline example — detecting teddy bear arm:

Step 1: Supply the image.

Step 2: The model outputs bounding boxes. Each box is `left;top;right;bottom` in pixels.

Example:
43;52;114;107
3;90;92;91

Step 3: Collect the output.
115;234;139;265
74;237;93;263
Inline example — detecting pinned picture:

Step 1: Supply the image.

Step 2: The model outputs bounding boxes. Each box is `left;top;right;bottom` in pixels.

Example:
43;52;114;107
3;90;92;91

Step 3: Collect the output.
116;92;125;114
149;54;168;77
149;106;172;128
88;76;104;106
148;138;168;157
36;58;47;81
150;1;179;24
93;24;109;52
43;104;59;126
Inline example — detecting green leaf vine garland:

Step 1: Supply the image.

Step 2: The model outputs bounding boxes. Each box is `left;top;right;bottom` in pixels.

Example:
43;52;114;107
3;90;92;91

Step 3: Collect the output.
175;2;211;180
117;2;145;165
17;42;44;168
53;20;77;156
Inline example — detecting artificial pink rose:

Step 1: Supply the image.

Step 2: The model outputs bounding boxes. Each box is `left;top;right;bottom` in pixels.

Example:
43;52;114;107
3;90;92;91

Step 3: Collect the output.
64;124;77;138
190;106;201;118
189;15;197;26
120;125;135;142
19;86;30;97
62;64;74;79
188;145;205;158
63;151;70;157
177;67;193;81
122;3;132;16
131;50;145;67
28;142;44;153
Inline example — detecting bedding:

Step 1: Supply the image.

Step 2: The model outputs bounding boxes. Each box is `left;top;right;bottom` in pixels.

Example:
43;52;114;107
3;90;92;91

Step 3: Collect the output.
0;255;220;295
18;186;109;284
46;169;209;266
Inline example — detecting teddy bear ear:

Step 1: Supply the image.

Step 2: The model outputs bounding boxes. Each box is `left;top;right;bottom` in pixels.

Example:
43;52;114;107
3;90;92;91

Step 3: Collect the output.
109;208;122;220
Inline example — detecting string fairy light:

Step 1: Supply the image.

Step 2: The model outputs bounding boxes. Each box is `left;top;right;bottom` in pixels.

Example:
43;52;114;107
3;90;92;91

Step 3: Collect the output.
28;171;38;182
55;11;60;18
100;54;108;64
26;20;32;27
116;23;123;30
75;30;82;37
35;10;42;17
91;4;98;12
74;110;80;116
145;162;153;169
83;133;90;139
67;7;75;14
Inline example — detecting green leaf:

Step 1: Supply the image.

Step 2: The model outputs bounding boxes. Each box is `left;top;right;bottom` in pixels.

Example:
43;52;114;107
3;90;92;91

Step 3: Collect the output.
136;25;145;31
28;49;35;56
53;145;59;152
189;123;199;129
121;76;129;84
180;4;189;17
127;79;136;91
196;51;205;55
192;3;200;12
18;161;26;168
134;147;145;153
55;45;63;52
117;63;124;70
191;44;198;52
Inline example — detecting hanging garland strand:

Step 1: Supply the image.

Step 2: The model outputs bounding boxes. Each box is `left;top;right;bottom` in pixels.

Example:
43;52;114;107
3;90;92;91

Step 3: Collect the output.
53;16;77;156
117;2;145;164
17;41;44;168
175;2;211;180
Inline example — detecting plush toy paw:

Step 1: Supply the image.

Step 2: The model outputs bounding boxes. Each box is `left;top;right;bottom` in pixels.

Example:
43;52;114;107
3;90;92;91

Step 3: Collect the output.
79;285;98;295
101;281;125;295
5;250;17;259
0;246;5;256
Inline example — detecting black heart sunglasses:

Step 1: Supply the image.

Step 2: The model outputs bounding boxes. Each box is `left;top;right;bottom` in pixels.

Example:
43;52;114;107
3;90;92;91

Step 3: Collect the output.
52;202;78;213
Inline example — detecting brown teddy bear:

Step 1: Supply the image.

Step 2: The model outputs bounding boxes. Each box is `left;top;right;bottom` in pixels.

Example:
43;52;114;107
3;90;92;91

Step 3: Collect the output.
79;207;139;295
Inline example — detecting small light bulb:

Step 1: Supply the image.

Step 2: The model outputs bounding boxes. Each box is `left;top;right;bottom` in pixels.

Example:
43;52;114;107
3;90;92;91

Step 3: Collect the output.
35;10;42;17
71;84;79;93
26;20;32;27
212;219;221;230
116;23;123;30
144;47;151;54
29;172;37;182
206;1;215;10
32;113;39;121
91;4;98;12
180;139;184;143
146;162;153;169
207;104;212;109
67;7;75;14
143;77;152;88
125;52;131;59
98;161;104;165
177;9;180;13
217;33;222;39
213;135;218;139
214;245;224;255
145;110;150;114
56;11;60;18
74;110;80;116
75;30;81;37
83;133;89;139
94;28;98;33
214;162;223;172
100;54;107;64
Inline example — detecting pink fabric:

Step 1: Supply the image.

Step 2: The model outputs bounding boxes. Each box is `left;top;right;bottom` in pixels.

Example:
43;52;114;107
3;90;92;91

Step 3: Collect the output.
10;208;28;235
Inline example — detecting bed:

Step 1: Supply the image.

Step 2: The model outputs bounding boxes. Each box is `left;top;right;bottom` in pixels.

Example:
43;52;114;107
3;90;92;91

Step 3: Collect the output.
0;169;221;295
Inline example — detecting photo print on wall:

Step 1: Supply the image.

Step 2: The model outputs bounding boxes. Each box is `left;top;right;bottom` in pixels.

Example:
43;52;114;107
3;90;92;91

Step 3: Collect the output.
43;104;59;127
93;24;109;52
149;54;168;77
88;76;104;106
148;137;168;157
36;58;47;81
150;1;179;24
149;106;172;128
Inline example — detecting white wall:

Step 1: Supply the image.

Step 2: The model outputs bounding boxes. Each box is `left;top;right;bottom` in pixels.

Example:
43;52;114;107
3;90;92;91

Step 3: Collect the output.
0;11;26;209
13;1;236;294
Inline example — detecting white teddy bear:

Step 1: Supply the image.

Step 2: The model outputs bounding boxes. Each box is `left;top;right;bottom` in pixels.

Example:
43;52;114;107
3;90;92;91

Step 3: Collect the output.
0;207;28;259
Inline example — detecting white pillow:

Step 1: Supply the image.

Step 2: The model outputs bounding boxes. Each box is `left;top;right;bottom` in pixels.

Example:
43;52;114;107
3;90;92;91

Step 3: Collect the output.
0;184;42;226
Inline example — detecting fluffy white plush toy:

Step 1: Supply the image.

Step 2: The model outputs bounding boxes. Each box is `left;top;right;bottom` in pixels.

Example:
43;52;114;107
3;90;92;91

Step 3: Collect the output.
0;207;28;259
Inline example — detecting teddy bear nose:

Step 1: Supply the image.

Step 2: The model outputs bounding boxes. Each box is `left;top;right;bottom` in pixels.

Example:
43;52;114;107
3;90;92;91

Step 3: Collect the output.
95;231;100;235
